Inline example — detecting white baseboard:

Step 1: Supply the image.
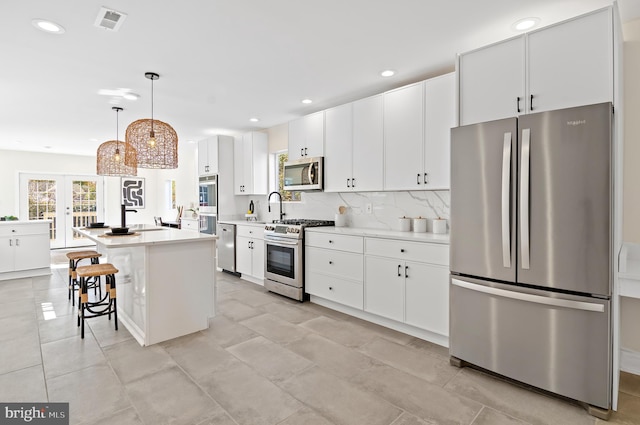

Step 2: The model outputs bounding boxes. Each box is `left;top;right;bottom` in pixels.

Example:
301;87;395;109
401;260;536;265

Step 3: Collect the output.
621;348;640;375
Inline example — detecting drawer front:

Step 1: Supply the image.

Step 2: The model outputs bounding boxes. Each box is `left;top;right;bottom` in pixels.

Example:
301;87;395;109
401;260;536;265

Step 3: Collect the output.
365;238;449;266
306;272;364;309
0;223;49;236
237;225;264;240
306;247;363;282
305;232;363;253
181;220;199;231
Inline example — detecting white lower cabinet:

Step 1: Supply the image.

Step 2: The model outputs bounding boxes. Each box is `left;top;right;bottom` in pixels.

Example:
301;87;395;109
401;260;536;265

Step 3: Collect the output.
236;225;264;281
0;221;51;280
304;229;450;339
305;235;364;309
364;237;449;336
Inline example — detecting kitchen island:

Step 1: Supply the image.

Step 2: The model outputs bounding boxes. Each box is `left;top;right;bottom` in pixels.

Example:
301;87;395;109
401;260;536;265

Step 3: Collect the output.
75;226;217;346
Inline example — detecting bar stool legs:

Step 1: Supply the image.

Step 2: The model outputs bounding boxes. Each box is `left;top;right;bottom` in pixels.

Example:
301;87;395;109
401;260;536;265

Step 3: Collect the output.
76;263;118;339
66;251;102;306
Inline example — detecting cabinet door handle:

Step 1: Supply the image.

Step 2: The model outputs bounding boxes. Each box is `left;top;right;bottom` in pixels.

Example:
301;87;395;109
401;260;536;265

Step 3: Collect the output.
352;178;356;188
416;174;421;185
516;97;521;113
15;239;19;247
329;286;333;291
346;178;351;188
405;265;409;278
304;147;308;156
328;240;333;244
400;248;405;253
9;239;12;247
329;261;333;265
530;94;534;111
301;148;304;157
423;173;428;184
397;264;401;277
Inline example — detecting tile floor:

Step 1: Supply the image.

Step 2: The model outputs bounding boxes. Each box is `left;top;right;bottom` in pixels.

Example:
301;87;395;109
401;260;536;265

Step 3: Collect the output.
1;255;640;425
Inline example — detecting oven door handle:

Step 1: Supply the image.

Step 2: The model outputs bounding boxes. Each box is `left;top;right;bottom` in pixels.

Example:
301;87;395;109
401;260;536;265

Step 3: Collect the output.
265;238;300;246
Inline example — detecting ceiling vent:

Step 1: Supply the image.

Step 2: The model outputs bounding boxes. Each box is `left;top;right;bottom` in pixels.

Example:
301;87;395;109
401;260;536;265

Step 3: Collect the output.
94;7;127;31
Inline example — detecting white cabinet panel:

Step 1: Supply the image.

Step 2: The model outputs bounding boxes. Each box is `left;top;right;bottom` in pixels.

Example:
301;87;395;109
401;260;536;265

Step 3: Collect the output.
365;256;404;322
405;262;449;335
288;111;324;159
459;37;525;126
527;8;612;113
353;95;384;192
324;104;353;192
14;233;50;271
234;132;268;195
236;225;264;280
424;73;456;189
306;246;363;281
384;82;424;190
305;232;363;253
0;237;14;273
236;236;252;276
306;273;363;309
252;238;264;280
198;138;219;176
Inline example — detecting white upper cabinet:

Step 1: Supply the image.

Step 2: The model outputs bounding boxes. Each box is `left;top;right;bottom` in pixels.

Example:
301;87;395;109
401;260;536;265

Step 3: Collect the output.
325;95;384;192
458;37;525;126
384;82;424;191
458;7;613;126
324;103;353;192
198;137;220;176
353;95;384;192
527;8;612;113
288;111;324;159
424;73;456;189
234;132;268;195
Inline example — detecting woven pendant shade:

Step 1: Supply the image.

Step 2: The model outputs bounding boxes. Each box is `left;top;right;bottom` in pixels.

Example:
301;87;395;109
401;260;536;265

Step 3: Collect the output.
96;140;138;176
97;106;138;176
125;118;178;169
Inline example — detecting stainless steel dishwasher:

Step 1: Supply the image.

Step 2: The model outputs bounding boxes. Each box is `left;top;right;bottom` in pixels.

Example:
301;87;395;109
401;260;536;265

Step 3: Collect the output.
218;223;237;274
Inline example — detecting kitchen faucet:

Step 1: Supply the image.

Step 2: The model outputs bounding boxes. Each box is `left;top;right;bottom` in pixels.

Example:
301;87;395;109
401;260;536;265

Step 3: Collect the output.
267;191;285;221
120;203;138;228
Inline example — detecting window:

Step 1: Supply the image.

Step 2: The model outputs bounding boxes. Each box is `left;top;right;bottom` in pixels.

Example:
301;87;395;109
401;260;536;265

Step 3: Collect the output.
273;150;301;201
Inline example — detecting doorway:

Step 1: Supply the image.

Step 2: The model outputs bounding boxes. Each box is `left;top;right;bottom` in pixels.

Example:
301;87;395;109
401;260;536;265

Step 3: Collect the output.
19;173;104;249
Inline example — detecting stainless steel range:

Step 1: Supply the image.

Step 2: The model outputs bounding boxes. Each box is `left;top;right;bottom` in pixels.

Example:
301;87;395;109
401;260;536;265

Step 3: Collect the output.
264;219;334;301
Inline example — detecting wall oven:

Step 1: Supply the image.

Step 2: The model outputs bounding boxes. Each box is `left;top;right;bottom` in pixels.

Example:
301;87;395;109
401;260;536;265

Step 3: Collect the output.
198;175;217;214
283;157;323;191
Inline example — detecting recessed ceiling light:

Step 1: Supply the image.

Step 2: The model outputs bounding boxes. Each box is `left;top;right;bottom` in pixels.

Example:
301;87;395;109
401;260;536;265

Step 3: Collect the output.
380;70;395;77
301;99;313;104
43;146;52;149
32;19;65;34
249;117;259;122
512;17;540;31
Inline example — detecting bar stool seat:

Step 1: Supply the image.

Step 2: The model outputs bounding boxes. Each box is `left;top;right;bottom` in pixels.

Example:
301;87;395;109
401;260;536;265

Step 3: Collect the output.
76;263;118;339
66;250;102;306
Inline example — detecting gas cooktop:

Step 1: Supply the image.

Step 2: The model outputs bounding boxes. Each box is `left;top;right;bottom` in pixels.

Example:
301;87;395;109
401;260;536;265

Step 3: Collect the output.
272;219;335;226
265;219;335;239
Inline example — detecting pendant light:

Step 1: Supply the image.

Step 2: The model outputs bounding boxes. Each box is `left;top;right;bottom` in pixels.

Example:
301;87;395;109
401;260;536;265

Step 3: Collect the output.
125;72;178;169
97;107;137;176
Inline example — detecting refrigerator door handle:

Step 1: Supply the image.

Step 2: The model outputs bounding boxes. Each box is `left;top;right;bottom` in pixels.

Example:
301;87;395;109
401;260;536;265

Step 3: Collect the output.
451;279;605;313
520;128;531;270
501;132;512;268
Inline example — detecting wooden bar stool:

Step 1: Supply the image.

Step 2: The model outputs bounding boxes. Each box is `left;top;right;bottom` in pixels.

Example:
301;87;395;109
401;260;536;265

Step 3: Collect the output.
66;250;102;306
76;263;118;339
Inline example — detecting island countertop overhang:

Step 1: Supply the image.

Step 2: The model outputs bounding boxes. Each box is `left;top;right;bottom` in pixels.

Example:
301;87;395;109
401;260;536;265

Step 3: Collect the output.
74;226;218;248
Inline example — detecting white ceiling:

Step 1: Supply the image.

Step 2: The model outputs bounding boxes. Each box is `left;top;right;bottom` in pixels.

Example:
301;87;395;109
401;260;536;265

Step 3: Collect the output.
1;0;639;156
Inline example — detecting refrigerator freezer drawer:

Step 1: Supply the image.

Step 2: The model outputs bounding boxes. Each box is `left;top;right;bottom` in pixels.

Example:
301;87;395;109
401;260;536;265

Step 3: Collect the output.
450;276;610;409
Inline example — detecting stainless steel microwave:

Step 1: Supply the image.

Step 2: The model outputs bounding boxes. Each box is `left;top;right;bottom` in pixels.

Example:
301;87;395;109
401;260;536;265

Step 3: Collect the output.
283;157;323;191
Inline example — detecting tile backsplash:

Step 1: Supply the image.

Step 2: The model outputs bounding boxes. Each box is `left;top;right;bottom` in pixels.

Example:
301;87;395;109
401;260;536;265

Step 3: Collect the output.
243;190;450;232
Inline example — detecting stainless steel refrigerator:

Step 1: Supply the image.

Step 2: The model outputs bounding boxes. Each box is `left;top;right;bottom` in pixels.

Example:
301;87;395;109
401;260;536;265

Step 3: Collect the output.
449;102;612;412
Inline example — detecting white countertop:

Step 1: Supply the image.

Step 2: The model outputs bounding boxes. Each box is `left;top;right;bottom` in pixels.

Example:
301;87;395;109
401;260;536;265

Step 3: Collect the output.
75;226;217;248
0;220;52;225
218;220;268;228
305;226;450;244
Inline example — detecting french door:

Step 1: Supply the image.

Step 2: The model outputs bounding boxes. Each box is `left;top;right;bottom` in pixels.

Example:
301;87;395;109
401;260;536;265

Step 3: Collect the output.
19;173;104;249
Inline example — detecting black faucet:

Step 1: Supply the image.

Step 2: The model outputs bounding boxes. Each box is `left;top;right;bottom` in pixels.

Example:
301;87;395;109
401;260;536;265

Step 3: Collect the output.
267;191;285;221
121;204;138;228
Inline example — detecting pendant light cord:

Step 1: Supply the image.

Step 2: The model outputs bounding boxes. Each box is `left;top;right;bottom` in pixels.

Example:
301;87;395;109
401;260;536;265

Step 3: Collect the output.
150;76;154;134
